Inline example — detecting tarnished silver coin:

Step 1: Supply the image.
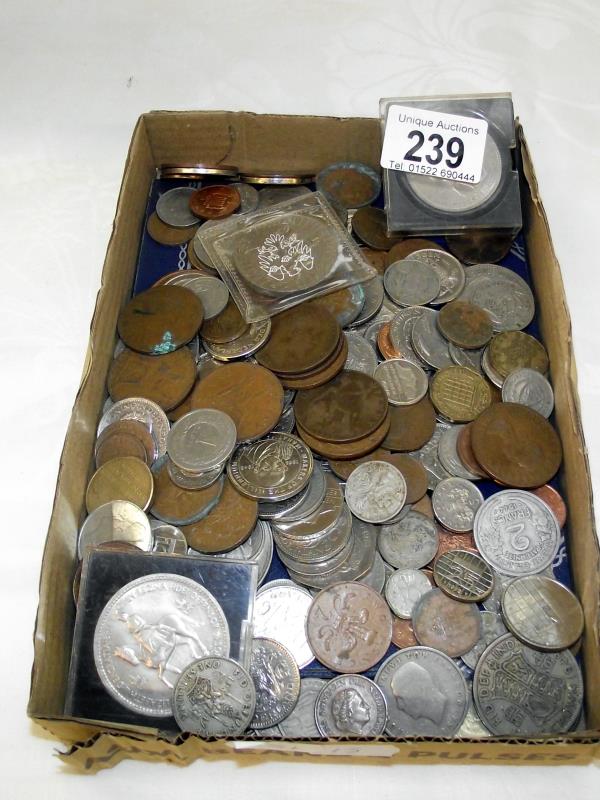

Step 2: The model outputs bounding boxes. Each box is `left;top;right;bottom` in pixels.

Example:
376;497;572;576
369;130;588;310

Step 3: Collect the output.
384;569;432;619
345;461;407;523
93;574;230;717
315;675;387;737
249;638;300;729
458;695;492;738
349;276;385;327
432;477;483;533
98;396;169;457
275;504;353;568
482;571;515;614
460;264;535;332
375;646;469;736
257;475;312;521
359;551;387;594
377;511;439;570
412;589;482;657
407;249;466;305
160;273;229;319
167;409;236;472
437;425;481;481
501;575;584;651
461;610;507;670
408;421;453;490
167;460;223;490
434;550;494;603
149;519;188;555
449;342;485;375
272;461;327;523
384;259;440;307
78;500;152;559
231;182;260;214
253;583;314;668
344;331;378;376
474;490;561;576
173;657;256;736
373;358;428;406
228;433;313;502
202;318;272;360
502;368;554;418
278;678;326;737
272;473;343;537
156;187;198;227
388;306;430;368
473;634;583;735
411;308;453;369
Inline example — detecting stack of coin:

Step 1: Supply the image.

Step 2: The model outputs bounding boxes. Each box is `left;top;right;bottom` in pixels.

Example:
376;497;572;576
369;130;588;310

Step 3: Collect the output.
165;408;237;489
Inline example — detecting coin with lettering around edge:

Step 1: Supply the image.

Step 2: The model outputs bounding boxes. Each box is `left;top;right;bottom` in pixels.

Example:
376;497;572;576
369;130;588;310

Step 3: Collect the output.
189;185;241;220
314;675;387;737
98;397;170;457
373;358;428;406
378;511;439;570
433;549;494;603
167;408;237;473
384;259;440;307
345;461;407;523
502;368;554;418
431;476;483;533
249;638;300;729
430;366;492;423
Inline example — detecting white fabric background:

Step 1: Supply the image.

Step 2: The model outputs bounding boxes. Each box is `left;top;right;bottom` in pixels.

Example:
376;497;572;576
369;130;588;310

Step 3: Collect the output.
1;0;599;795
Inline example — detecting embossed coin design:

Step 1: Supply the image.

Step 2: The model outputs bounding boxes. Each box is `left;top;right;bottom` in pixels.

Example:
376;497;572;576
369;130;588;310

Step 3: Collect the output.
460;264;535;332
407;249;466;305
345;461;407;523
432;477;483;533
378;511;439;570
249;638;300;729
156;187;199;227
488;330;549;378
373;359;428;406
430;366;492;423
502;368;554;418
167;409;236;473
434;550;494;602
182;478;258;554
314;675;387;737
411;308;453;369
384;259;440;307
412;588;482;657
278;678;326;737
189;185;241;219
385;569;432;619
228;433;313;502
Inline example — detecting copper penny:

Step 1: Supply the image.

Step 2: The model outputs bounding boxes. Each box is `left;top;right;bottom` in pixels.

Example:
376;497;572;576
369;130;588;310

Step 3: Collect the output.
382;397;436;452
391;617;418;649
470;402;562;487
95;419;157;467
433;528;477;562
255;305;340;375
445;230;514;265
430;366;492;423
108;347;197;412
150;460;224;526
190;362;283;441
360;247;388;276
166;385;196;423
531;484;567;528
488;331;549;379
377;321;404;360
351;206;403;250
386;238;445;265
316;163;381;208
456;423;487;478
306;582;392;673
146;211;198;245
412;588;481;657
189;185;241;220
118;285;204;355
181;477;258;553
296;412;391;460
294;370;389;444
85;456;154;513
377;453;428;504
328;447;391;480
279;335;348;390
201;298;249;344
437;300;493;350
412;493;434;520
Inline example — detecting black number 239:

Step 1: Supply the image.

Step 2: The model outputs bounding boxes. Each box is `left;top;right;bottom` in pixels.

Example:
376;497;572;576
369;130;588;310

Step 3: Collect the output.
404;131;464;168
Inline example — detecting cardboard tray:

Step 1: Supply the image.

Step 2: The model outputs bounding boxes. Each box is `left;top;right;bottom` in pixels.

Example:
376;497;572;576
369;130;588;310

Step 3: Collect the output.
27;111;600;772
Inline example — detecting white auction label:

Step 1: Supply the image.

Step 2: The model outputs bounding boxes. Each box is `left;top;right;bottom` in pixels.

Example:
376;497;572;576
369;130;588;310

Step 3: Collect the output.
380;104;488;185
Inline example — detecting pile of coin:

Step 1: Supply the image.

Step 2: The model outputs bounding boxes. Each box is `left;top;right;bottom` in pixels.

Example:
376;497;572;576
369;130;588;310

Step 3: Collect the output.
75;160;585;741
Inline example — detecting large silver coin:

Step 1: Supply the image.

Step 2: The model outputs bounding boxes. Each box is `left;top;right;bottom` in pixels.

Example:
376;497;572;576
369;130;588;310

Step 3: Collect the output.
173;657;255;736
156;187;198;228
432;477;483;533
278;678;326;737
384;569;432;619
407;249;466;305
460;264;535;332
98;396;169;457
93;574;230;717
315;675;387;737
345;461;407;523
474;490;560;576
258;477;312;521
411;308;453;369
373;358;428;406
344;331;378;376
150;519;188;555
204;318;272;361
384;259;440;307
461;610;507;670
228;433;313;502
473;634;583;735
377;511;439;570
437;424;482;481
502;368;554;418
167;409;236;472
78;500;152;559
252;583;314;668
375;647;469;736
249;638;300;728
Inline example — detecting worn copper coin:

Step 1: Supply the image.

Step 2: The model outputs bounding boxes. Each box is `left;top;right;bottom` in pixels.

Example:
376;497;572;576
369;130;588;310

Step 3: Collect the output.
108;347;197;411
117;286;204;355
85;456;154;513
412;588;482;657
430;366;492;423
470;402;562;487
181;477;258;553
150;459;224;526
376;453;428;504
279;335;348;390
531;484;567;528
306;582;392;673
328;448;391;480
316;162;381;209
294;370;388;444
377;321;404;360
296;412;390;460
386;238;445;265
445;230;514;265
433;549;494;602
437;300;493;350
189;185;241;220
456;423;487;478
95;418;157;467
382;397;436;452
488;331;549;379
146;212;199;245
351;206;403;250
200;297;248;344
190;362;283;441
166;386;196;423
412;493;434;520
390;617;418;649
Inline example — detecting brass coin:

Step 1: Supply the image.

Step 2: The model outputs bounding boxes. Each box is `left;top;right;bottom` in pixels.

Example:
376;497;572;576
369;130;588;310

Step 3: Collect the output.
377;321;404;360
445;229;515;265
146;211;198;245
382;396;436;452
201;298;249;344
531;484;567;528
189;185;241;220
181;478;258;554
294;370;389;444
433;528;477;563
430;366;492;423
433;549;494;602
85;456;154;513
108;347;197;412
255;305;340;375
351;207;403;250
118;286;204;355
437;300;493;350
150;460;224;526
488;331;549;379
412;588;481;657
95;419;157;467
376;453;428;504
279;334;348;390
456;423;487;478
190;362;283;441
240;171;314;185
360;247;388;276
296;413;390;460
327;447;391;480
470;402;562;487
386;238;445;265
159;163;239;178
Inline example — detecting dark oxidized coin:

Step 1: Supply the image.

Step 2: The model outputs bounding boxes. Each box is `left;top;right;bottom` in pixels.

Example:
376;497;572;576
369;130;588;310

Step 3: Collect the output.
382;397;436;452
351;207;403;250
316;162;381;209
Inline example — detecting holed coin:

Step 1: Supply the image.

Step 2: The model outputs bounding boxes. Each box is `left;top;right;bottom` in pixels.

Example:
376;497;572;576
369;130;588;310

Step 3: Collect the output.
433;550;494;603
314;675;387;737
345;461;407;523
249;638;300;729
412;589;481;657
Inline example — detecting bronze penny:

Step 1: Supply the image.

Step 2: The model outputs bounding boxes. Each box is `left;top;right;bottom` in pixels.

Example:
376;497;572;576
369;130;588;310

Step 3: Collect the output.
531;484;567;528
391;617;418;649
430;366;492;423
412;493;434;520
488;331;549;379
377;453;428;503
445;229;514;265
377;321;404;360
470;402;562;487
296;413;390;460
351;206;403;250
189;185;241;220
201;298;249;344
382;396;436;452
118;285;204;355
166;384;196;423
150;460;224;526
85;456;154;513
146;211;198;245
437;300;493;350
187;239;217;274
108;346;197;412
190;362;283;441
456;423;487;478
432;528;477;563
327;447;391;480
294;370;388;443
360;247;387;275
95;419;157;467
182;478;258;553
316;163;381;208
386;238;445;265
255;305;340;375
412;588;481;657
279;335;348;390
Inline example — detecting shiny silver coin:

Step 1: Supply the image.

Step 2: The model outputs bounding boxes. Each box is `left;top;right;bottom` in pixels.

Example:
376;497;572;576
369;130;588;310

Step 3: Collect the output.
93;574;230;717
203;319;272;361
78;500;152;559
275;504;353;567
502;367;554;418
449;342;484;374
407;249;466;305
160;272;229;319
167;409;236;472
474;490;560;576
278;678;326;737
377;511;439;570
228;433;313;502
249;638;300;729
315;675;387;737
272;473;343;536
432;477;483;533
272;461;328;523
501;575;584;651
375;646;469;736
373;358;428;406
252;584;314;668
385;568;432;619
345;461;407;524
434;549;494;603
387;306;430;368
411;308;453;369
349;276;385;327
149;519;188;555
384;259;440;307
173;657;256;736
155;187;198;228
461;610;507;670
344;331;378;376
272;404;296;434
437;424;482;481
166;459;224;490
359;551;387;594
231;182;260;214
98;396;169;458
460;264;535;332
408;421;453;490
481;344;504;387
473;634;583;735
